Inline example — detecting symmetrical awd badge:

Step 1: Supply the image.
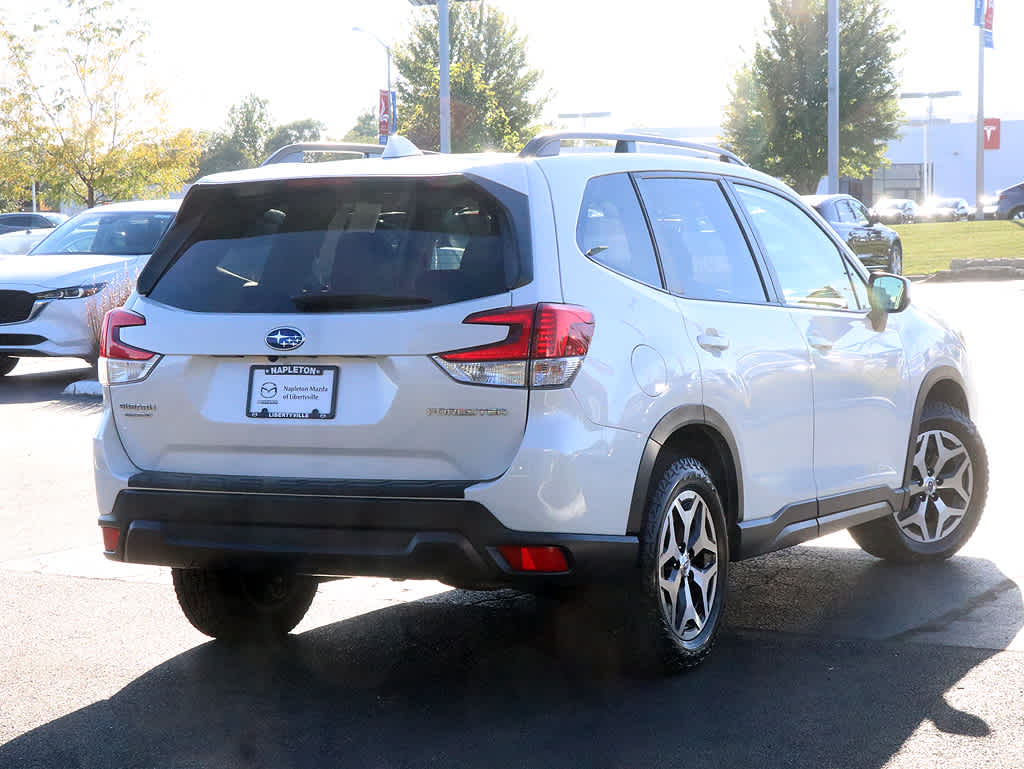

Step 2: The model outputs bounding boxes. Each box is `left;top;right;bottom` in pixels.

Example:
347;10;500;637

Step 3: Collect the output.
265;327;305;351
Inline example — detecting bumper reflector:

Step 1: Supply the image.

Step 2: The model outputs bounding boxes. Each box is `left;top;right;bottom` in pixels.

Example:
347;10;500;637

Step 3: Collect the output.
498;545;569;573
101;526;120;553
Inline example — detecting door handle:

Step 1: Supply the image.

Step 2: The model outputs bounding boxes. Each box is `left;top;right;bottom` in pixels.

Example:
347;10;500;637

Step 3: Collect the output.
807;335;832;352
697;333;730;351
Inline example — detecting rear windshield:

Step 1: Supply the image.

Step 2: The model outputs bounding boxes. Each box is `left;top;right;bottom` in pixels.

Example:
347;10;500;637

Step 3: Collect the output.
147;177;523;313
31;210;175;255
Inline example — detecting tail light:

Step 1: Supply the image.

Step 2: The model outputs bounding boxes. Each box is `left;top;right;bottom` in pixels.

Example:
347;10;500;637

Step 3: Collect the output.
99;308;161;385
433;303;594;388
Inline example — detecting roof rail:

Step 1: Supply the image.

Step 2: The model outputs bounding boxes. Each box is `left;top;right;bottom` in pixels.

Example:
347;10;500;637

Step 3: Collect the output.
518;131;747;166
260;142;385;166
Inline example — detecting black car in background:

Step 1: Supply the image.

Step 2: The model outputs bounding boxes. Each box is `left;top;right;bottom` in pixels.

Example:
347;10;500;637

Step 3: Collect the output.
0;211;68;234
804;194;903;274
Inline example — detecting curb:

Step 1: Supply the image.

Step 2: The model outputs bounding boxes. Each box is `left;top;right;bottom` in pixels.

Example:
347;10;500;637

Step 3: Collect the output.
62;379;102;397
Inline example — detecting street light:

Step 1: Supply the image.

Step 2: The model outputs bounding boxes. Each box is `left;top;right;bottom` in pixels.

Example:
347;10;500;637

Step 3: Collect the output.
900;90;961;199
409;0;470;153
352;26;393;136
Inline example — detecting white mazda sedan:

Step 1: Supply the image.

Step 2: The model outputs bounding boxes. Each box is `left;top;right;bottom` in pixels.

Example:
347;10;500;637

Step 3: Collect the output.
0;199;179;375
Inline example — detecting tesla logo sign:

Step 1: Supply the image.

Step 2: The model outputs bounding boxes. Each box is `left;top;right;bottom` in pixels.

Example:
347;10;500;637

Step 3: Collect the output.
984;118;1001;150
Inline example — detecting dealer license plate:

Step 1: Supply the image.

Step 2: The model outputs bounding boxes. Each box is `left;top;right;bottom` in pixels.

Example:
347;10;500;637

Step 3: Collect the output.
246;364;338;419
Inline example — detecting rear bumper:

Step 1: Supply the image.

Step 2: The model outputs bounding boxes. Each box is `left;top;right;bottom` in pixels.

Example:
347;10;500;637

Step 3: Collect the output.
100;480;639;587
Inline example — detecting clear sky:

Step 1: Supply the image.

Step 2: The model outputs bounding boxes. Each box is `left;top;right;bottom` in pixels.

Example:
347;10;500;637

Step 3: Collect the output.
8;0;1023;137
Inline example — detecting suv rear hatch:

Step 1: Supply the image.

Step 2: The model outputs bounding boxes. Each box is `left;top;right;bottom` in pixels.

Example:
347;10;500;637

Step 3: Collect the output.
106;173;536;482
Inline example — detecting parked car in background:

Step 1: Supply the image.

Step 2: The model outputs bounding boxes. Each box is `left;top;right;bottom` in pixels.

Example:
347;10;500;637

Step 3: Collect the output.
0;199;179;376
968;195;1000;220
995;181;1024;221
0;211;68;234
872;198;917;224
804;194;903;274
917;197;970;222
0;228;52;256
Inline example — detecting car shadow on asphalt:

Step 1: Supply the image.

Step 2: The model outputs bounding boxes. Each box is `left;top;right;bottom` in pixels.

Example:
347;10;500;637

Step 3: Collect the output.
1;548;1020;769
0;363;95;406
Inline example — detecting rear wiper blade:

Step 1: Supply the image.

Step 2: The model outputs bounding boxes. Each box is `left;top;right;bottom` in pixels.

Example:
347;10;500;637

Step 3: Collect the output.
290;292;433;310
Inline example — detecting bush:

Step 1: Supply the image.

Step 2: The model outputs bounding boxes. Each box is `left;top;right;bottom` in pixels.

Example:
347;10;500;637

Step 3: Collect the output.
84;266;138;361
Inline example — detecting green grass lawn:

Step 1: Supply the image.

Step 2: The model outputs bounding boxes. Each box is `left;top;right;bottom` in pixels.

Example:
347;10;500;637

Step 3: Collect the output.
895;220;1024;275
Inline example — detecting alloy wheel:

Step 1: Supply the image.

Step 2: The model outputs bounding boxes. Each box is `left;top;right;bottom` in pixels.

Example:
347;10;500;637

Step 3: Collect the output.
656;489;720;641
897;428;974;543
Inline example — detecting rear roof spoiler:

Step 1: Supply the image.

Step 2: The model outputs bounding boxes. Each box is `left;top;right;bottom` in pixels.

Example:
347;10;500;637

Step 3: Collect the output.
519;131;747;166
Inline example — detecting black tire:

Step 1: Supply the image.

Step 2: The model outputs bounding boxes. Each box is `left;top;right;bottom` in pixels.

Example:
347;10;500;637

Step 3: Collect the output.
0;356;17;377
627;457;729;673
1010;207;1024;222
888;241;903;275
849;402;987;563
172;567;318;642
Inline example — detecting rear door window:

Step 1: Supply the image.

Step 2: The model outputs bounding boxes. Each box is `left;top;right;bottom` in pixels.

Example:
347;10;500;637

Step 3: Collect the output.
147;177;524;313
635;176;767;303
576;173;662;288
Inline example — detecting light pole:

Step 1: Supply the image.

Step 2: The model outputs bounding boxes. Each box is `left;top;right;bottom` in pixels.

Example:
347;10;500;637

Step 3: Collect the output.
352;26;393;135
900;90;960;199
827;0;838;194
409;0;468;153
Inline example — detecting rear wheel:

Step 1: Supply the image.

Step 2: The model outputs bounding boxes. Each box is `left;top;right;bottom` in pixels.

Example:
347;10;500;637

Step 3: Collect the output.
888;242;903;275
172;567;318;642
1010;207;1024;221
0;356;17;377
627;457;729;673
849;402;987;562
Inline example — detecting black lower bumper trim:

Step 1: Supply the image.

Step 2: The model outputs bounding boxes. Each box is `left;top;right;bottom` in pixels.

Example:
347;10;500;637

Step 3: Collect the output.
103;488;638;587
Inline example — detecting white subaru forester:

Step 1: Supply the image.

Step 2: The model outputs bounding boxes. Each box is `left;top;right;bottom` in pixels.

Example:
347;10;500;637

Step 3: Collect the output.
93;133;987;671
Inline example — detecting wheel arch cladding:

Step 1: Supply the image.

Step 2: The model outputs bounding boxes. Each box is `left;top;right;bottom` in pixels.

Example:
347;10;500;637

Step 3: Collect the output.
903;367;969;491
628;406;742;557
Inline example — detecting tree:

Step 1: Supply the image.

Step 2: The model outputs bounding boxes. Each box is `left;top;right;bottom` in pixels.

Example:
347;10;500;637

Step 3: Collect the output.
227;93;273;163
265;118;326;156
394;2;548;152
721;0;903;193
195;98;328;177
343;109;379;144
0;0;199;207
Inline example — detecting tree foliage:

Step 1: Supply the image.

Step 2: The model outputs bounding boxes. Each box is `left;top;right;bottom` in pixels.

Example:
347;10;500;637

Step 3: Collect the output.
0;0;199;208
721;0;903;193
195;96;326;177
394;2;548;152
343;109;379;144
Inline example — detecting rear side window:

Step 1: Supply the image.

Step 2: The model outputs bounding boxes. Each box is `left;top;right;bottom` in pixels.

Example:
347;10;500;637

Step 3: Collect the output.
635;177;767;303
148;177;523;313
576;174;662;288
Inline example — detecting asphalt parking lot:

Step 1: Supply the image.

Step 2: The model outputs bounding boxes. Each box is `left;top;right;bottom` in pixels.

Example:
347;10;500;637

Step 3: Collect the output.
1;280;1022;768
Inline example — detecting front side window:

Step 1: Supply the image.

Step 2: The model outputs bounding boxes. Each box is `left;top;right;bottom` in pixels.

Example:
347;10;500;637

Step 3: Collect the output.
848;200;870;225
636;176;766;302
735;185;859;311
576;173;662;288
32;211;174;256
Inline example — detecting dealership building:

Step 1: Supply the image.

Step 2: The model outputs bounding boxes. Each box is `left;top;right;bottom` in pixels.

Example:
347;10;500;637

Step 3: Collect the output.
634;119;1023;207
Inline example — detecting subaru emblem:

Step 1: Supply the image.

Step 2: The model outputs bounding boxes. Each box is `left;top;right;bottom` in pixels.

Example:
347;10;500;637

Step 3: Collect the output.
266;327;305;351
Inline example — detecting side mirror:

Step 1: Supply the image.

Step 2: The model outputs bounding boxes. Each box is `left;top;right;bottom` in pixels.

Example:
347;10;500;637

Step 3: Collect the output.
867;210;881;225
868;273;910;329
